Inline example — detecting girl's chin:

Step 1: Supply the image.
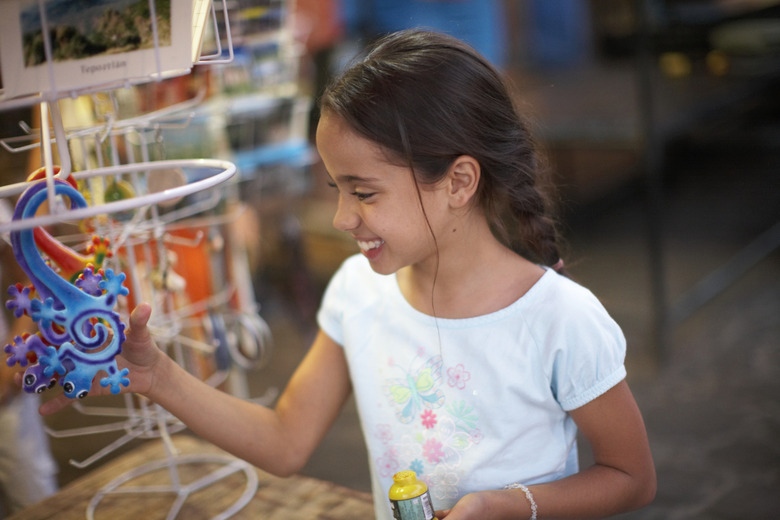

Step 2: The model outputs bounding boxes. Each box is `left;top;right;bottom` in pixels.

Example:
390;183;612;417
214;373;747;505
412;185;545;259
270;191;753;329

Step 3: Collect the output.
363;250;399;275
367;263;398;276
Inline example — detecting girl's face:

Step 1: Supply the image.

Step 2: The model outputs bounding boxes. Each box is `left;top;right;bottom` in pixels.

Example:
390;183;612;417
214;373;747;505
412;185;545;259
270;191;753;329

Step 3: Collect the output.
316;113;446;275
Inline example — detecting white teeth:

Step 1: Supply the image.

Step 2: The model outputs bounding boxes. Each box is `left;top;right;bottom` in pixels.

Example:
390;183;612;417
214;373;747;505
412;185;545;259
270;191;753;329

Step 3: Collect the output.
357;240;384;251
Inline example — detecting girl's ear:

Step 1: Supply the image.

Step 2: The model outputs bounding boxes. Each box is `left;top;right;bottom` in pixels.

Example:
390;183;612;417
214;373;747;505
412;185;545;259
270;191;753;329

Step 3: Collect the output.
447;155;480;209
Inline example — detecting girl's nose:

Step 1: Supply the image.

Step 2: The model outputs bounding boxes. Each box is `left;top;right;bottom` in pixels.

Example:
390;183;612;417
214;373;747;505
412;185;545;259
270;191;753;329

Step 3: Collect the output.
332;196;360;232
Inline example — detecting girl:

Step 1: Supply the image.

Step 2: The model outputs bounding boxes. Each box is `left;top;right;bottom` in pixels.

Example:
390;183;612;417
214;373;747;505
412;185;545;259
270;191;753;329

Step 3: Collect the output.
41;30;656;519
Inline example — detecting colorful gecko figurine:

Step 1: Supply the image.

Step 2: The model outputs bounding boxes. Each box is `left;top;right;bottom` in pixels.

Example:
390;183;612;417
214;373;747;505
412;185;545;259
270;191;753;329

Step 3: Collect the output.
4;178;130;399
34;229;112;284
24;167;112;282
3;332;57;394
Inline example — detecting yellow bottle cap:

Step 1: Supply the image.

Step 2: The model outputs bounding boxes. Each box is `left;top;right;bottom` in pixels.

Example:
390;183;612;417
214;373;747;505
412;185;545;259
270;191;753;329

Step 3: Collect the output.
393;471;418;486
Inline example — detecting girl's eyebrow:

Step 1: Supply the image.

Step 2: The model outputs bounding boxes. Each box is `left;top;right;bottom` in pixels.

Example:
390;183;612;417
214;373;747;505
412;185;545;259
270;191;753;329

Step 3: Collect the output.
332;174;381;184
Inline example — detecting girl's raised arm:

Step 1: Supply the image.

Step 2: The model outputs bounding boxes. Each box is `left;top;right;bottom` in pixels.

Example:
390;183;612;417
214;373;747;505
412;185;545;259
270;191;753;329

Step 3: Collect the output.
40;303;353;478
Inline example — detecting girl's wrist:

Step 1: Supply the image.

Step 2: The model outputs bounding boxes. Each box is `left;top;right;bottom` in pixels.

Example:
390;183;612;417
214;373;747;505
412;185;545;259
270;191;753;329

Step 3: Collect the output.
470;488;539;520
504;484;538;520
515;484;539;520
145;349;176;402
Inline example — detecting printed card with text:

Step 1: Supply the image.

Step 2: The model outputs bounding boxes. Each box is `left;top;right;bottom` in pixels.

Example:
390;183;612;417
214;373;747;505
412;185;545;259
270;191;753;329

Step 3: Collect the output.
0;0;194;99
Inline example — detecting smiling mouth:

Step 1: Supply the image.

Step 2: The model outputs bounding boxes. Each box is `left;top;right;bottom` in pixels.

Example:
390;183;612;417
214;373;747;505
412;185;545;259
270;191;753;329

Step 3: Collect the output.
357;239;384;251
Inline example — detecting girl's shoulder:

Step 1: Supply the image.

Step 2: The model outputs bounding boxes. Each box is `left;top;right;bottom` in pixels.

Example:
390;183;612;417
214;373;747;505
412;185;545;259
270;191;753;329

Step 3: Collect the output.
522;269;623;338
540;267;603;309
529;269;609;312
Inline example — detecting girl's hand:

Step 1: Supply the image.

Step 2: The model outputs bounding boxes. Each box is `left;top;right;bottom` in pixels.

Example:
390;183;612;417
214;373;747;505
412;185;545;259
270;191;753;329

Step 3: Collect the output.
37;302;163;415
434;493;482;519
0;362;22;406
434;490;531;519
434;493;484;520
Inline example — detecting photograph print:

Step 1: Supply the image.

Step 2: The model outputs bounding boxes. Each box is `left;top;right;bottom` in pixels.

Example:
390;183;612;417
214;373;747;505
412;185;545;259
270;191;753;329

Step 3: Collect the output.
20;0;173;67
0;0;191;99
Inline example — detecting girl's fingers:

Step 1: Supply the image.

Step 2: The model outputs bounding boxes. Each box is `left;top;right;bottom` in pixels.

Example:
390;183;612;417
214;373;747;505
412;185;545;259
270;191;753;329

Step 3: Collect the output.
38;392;74;416
125;302;153;347
37;303;155;416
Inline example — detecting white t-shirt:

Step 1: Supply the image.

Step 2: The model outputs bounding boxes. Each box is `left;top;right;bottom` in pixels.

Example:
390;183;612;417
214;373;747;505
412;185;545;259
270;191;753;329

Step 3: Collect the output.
317;255;626;519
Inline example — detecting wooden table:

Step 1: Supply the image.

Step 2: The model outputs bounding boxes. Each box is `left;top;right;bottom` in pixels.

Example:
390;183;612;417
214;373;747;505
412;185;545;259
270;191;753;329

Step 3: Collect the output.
10;435;375;520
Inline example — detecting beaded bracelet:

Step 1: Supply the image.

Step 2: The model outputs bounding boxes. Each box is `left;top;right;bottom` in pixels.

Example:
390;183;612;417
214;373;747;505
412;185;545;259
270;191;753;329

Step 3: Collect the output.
504;482;538;520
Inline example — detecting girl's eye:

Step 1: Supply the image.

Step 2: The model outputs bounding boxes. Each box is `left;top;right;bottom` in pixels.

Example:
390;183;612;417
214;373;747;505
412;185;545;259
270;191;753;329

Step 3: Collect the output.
352;191;374;202
327;181;338;190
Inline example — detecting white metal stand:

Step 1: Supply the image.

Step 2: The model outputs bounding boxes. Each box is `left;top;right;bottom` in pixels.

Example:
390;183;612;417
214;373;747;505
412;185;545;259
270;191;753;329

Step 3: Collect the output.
86;430;258;520
0;2;295;518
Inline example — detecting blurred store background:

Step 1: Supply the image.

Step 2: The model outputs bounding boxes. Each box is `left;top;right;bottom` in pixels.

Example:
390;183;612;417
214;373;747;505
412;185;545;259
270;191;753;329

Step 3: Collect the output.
1;0;778;518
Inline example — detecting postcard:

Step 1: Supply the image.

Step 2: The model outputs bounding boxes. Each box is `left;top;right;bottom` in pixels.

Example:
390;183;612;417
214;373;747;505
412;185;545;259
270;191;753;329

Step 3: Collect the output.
192;0;212;62
0;0;194;99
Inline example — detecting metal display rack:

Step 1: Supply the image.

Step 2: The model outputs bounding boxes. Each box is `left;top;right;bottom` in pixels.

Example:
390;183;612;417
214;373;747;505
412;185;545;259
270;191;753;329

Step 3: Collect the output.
0;1;304;518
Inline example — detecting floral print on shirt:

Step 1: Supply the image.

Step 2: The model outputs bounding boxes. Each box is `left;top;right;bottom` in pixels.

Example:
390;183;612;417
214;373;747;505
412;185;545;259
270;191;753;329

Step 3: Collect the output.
377;351;479;501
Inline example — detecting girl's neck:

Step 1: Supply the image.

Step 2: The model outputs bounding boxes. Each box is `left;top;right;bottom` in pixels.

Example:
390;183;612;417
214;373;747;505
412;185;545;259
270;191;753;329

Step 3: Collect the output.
397;229;544;319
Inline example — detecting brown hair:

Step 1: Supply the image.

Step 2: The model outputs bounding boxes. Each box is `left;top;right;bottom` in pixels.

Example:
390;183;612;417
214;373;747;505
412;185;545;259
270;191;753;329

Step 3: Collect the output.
319;29;564;270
